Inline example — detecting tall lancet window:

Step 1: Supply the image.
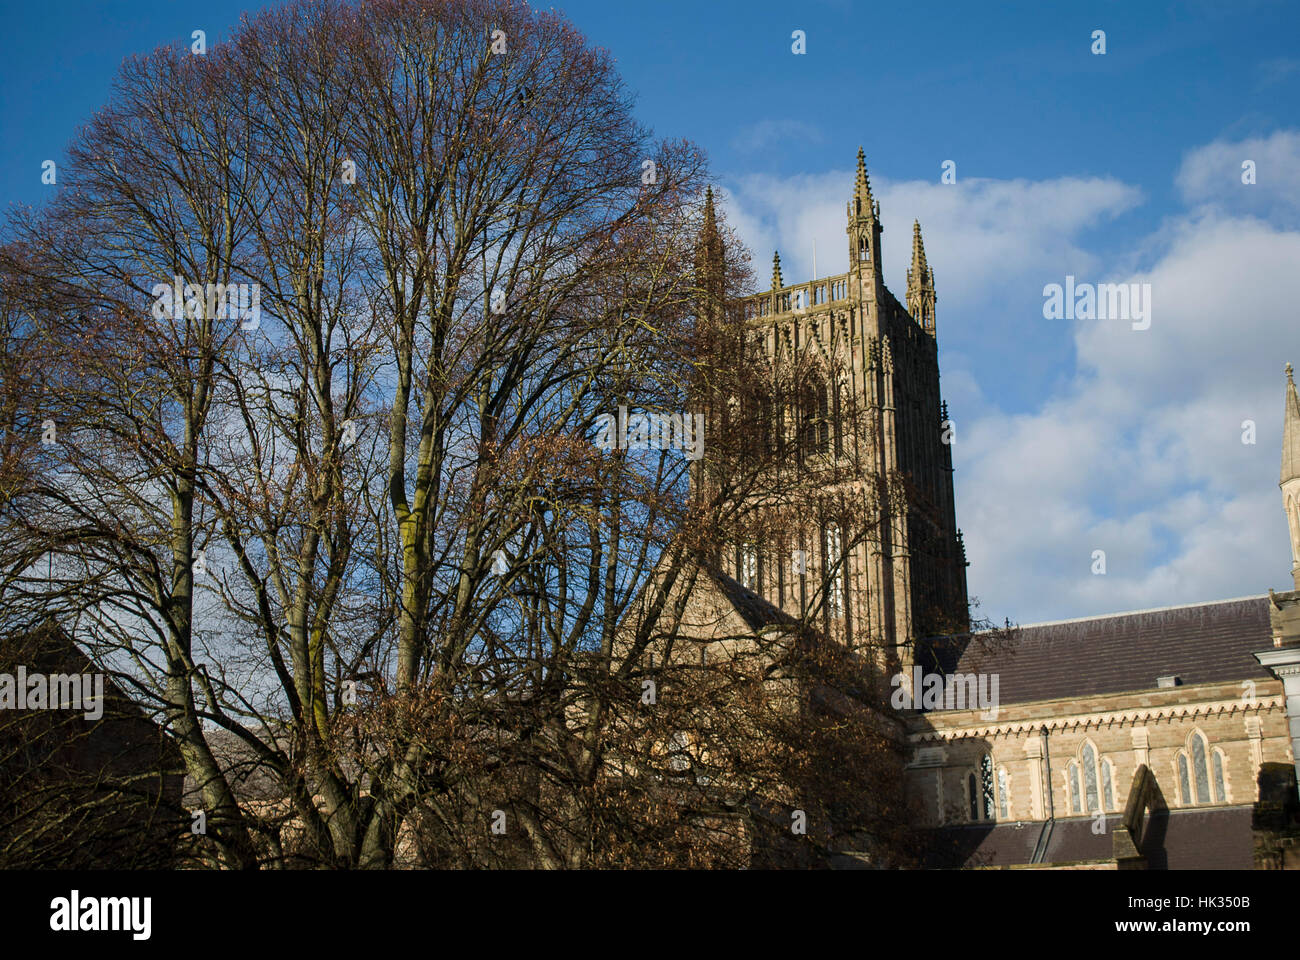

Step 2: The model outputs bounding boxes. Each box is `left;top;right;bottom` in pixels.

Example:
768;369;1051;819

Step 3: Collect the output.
823;523;844;619
739;543;759;593
969;755;995;821
833;380;843;457
858;235;869;262
1175;730;1221;805
1082;742;1100;813
801;382;830;456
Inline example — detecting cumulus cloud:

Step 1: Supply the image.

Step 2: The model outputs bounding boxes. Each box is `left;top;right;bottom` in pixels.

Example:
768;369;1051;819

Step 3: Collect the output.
720;136;1300;624
719;168;1141;306
1175;129;1300;226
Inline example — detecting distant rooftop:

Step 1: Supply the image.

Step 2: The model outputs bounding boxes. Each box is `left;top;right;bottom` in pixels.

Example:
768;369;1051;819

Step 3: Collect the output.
1006;594;1269;631
925;595;1275;706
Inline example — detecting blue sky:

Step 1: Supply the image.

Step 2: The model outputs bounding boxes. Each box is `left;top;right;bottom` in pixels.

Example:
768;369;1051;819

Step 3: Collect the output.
4;0;1300;624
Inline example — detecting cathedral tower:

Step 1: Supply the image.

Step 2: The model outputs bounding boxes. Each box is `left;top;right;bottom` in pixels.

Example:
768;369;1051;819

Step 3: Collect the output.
721;149;968;675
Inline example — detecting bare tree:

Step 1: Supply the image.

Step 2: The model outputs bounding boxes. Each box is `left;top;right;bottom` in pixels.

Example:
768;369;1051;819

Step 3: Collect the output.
0;0;975;869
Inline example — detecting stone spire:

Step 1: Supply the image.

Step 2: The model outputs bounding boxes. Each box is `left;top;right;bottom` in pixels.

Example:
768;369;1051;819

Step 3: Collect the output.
701;185;717;238
907;220;937;335
696;186;726;320
853;146;874;213
847;147;882;274
1283;362;1299;485
771;250;783;291
1282;362;1300;590
910;219;928;275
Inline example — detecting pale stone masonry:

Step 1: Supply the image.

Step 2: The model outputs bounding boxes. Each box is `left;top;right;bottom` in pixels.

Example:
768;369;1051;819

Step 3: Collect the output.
905;364;1300;868
657;152;1299;867
906;598;1289;827
714;149;968;670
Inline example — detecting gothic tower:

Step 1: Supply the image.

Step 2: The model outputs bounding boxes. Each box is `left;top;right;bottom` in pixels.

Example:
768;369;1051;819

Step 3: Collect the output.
719;148;968;675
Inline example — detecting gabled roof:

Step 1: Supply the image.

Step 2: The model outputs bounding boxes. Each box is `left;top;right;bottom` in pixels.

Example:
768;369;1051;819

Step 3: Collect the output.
924;596;1274;706
706;569;797;633
927;806;1256;869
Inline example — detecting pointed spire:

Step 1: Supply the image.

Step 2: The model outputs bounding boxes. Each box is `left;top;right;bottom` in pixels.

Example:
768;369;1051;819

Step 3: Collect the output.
1283;362;1300;485
911;220;928;275
771;250;783;291
907;220;937;335
853;146;873;211
695;186;726;323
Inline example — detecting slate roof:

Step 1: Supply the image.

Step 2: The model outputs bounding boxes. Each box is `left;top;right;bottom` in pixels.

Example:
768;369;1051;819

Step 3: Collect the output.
707;570;797;633
926;806;1257;870
923;596;1275;707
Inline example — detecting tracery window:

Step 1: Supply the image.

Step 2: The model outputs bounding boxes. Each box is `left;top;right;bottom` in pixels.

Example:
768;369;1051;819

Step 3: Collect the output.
1175;730;1226;805
800;381;830;456
1070;740;1112;814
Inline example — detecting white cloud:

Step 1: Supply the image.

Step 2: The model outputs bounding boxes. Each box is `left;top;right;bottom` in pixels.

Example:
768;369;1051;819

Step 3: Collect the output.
719;168;1141;307
1175;129;1300;225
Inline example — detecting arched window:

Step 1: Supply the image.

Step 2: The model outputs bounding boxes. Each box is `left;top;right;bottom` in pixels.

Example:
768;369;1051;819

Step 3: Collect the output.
739;543;759;592
969;755;995;821
1175;731;1224;805
1069;740;1112;814
997;766;1010;820
833;379;845;457
1082;742;1099;813
1191;732;1209;803
981;754;995;820
818;385;830;453
800;381;830;456
823;523;844;620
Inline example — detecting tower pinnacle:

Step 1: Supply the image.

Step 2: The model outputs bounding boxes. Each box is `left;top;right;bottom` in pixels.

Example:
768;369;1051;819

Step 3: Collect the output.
771;250;783;291
854;146;873;211
846;148;882;273
910;220;928;274
1281;361;1300;589
1284;362;1300;486
906;220;937;335
696;186;726;321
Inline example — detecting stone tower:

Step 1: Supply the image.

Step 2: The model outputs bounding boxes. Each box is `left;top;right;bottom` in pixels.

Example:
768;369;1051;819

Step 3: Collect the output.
717;148;968;675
